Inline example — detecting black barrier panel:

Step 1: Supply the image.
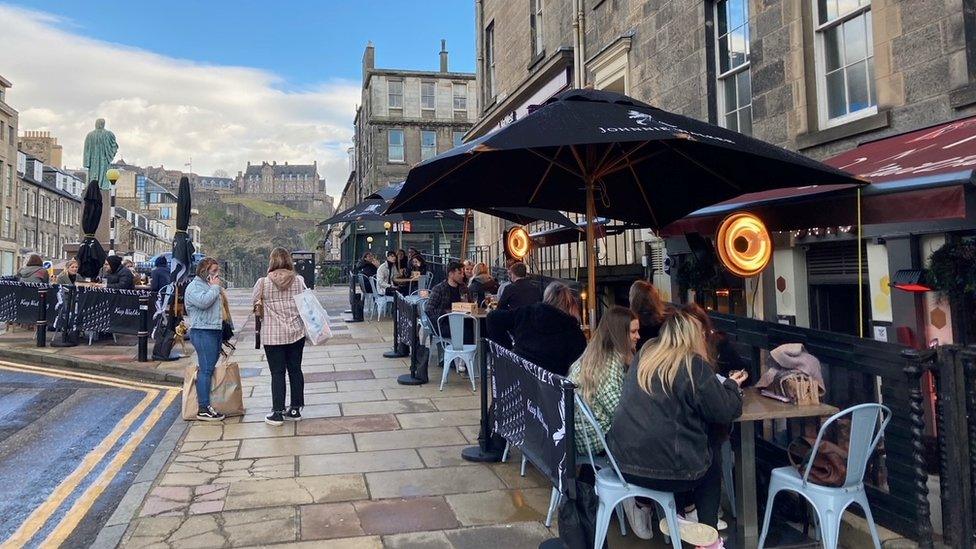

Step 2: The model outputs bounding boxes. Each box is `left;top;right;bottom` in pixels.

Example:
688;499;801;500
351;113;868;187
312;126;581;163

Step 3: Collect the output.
0;280;57;325
395;293;414;349
488;339;572;495
74;287;155;335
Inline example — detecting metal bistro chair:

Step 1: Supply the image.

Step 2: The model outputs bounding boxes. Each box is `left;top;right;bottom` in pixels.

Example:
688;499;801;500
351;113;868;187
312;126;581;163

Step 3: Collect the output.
367;276;393;320
758;403;891;549
418;273;432;291
576;395;686;549
433;312;477;391
357;274;376;320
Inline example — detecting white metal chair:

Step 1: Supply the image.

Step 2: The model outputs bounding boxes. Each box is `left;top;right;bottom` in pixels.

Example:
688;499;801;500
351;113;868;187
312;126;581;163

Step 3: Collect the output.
417;299;442;349
433;312;477;391
367;276;393;320
418;273;432;291
576;395;686;548
757;403;892;549
358;274;376;320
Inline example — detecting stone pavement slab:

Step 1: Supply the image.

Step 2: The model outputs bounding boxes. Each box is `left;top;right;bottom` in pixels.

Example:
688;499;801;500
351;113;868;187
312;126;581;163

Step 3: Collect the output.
300;449;425;476
354;427;467;451
366;465;505;499
355;496;460;536
238;433;354;458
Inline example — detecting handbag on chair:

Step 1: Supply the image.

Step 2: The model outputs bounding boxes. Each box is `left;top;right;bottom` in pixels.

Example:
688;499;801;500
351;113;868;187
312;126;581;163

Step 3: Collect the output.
787;436;848;487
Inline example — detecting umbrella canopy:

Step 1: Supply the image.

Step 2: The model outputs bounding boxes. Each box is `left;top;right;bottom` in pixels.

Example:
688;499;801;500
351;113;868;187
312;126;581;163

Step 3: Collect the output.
387;88;863;328
367;182;579;230
171;176;196;283
77;180;107;279
318;198;463;227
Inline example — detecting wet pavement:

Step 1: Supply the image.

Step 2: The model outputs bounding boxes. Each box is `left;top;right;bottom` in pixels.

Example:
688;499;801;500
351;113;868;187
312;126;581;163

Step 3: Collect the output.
0;362;181;548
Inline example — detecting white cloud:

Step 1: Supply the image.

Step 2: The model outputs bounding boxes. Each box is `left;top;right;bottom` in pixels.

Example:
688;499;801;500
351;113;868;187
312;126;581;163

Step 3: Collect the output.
0;4;358;197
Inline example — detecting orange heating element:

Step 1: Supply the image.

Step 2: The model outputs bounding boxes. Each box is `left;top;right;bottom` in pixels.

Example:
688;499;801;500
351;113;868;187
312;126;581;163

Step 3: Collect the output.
716;212;772;277
506;226;531;260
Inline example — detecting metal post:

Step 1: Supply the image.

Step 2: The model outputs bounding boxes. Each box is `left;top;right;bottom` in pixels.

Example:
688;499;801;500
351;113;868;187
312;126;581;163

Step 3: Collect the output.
35;287;47;347
562;378;577;499
109;185;116;255
462;336;503;462
137;293;149;362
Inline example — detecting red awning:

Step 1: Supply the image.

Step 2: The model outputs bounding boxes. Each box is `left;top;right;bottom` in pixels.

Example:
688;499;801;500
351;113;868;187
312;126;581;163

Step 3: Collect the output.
662;116;976;236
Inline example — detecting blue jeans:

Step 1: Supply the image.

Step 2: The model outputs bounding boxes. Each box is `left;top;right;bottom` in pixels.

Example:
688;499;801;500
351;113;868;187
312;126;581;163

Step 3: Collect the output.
190;328;222;409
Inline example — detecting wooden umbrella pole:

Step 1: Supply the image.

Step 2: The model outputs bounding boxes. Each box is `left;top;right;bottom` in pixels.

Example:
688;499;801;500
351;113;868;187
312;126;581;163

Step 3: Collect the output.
585;177;598;332
460;209;471;258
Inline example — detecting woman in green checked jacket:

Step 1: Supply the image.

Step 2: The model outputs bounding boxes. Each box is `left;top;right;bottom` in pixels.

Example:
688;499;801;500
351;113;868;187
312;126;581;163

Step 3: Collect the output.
566;305;643;535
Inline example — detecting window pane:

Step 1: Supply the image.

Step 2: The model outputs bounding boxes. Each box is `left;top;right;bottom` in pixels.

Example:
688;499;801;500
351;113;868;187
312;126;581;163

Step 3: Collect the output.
865;11;873;57
422;82;435;109
725;112;739;132
736;70;752;109
826;69;847;118
729;27;748;69
867;58;876;105
843;17;867;63
740;107;753;135
728;0;744;30
837;0;860;18
719;36;730;73
846;60;870;113
716;1;728;37
724;78;737;116
824;26;843;72
818;0;838;24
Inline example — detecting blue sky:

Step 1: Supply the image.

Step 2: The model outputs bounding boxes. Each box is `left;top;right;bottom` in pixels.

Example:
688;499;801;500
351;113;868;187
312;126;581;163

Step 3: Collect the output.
9;1;476;87
0;2;476;195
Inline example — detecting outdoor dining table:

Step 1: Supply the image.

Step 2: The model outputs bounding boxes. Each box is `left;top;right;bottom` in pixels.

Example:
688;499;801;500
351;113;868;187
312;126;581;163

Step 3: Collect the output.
393;276;420;294
732;388;839;548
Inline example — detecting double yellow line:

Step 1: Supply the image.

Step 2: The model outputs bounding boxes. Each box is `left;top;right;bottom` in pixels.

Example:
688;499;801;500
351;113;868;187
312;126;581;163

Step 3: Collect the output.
0;362;179;549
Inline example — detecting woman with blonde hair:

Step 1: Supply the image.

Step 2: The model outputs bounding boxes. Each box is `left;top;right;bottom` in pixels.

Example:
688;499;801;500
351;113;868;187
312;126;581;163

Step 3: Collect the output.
56;259;79;286
253;247;308;426
608;310;747;547
629;279;666;351
466;262;499;306
486;280;586;376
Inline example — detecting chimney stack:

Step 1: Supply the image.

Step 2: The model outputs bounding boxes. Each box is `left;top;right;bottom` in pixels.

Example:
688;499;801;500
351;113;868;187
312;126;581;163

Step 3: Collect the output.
363;41;375;81
440;39;448;72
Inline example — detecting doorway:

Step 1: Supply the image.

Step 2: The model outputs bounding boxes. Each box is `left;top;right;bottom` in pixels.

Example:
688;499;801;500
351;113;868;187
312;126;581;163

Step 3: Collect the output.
809;284;871;336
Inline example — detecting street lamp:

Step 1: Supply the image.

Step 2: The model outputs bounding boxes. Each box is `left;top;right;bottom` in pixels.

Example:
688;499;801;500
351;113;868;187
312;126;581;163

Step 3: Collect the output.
106;168;120;255
383;221;392;251
366;235;373;250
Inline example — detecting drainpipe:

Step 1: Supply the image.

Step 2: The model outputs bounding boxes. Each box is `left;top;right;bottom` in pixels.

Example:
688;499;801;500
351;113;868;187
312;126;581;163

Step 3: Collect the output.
475;0;484;113
573;0;586;88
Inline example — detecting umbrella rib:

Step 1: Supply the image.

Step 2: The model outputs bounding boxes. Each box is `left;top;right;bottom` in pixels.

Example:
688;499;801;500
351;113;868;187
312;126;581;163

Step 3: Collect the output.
626;161;659;227
526;148;583;179
597;148;668;179
592;143;618;179
663;142;742;191
392;152;482;211
593;141;650;180
528;146;562;204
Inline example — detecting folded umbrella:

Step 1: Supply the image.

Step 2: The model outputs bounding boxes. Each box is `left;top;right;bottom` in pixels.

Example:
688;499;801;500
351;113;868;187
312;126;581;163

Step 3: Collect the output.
171;176;196;283
77;180;107;279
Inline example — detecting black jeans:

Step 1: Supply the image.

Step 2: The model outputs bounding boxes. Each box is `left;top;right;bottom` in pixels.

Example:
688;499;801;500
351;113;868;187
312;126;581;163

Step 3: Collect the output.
623;446;723;529
265;337;306;412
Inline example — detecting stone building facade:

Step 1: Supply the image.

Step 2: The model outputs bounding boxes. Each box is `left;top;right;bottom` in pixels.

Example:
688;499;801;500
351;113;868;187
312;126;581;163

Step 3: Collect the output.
471;0;976;341
0;76;21;274
349;41;477;203
238;161;324;195
19;130;63;168
17;153;81;262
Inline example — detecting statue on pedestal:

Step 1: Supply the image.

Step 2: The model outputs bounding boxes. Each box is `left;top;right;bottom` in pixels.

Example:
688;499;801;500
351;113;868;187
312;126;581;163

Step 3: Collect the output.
83;118;118;190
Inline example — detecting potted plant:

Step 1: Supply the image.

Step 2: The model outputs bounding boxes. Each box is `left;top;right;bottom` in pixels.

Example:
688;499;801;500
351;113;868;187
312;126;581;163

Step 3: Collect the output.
928;237;976;343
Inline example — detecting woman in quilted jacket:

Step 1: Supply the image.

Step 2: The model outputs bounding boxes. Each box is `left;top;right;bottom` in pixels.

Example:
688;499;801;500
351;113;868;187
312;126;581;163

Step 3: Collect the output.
253;247;307;426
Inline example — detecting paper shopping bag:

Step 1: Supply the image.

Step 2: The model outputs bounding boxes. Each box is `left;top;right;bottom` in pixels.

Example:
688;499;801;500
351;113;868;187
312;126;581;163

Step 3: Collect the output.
181;362;245;420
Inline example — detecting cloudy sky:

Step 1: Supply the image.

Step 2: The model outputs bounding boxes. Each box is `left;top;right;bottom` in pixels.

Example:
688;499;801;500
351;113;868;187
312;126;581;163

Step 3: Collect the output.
0;2;475;197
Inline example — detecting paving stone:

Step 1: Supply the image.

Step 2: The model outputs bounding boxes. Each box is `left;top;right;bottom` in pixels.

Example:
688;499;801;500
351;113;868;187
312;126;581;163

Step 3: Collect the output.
458;424;480;444
211;456;295;483
302;382;339;394
341;399;436;416
239;403;341;423
335;378;404;391
334;359;405;371
301;364;337;374
223;506;298;546
296;414;400;435
187;500;223;515
383;386;477;400
417;446;480;468
430;395;480;411
222;421;295;439
245;536;383;548
442;521;553;548
184;425;222;442
366;465;505;499
305;369;375;382
248;389;374;408
489;462;549;490
445;488;552;526
158;472;217;487
175;440;240;462
382;530;453;549
354;496;459;536
395;410;481;429
354;427;466;451
300;449;424;476
238;433;355;458
300;502;364;540
223;474;367;509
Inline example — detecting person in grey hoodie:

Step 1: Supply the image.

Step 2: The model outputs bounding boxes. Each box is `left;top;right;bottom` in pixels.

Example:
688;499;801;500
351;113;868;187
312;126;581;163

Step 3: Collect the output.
184;257;226;422
18;254;49;282
253;247;308;426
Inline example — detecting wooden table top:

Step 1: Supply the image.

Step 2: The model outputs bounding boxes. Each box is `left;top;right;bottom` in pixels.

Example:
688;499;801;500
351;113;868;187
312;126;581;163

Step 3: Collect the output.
736;388;839;422
394;277;419;284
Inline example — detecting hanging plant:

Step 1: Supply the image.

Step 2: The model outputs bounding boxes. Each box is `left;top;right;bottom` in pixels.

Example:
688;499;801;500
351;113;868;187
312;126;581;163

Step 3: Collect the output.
927;239;976;303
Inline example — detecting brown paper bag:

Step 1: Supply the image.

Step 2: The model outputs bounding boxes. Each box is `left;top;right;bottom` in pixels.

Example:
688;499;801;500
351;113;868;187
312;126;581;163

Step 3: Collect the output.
181;362;246;420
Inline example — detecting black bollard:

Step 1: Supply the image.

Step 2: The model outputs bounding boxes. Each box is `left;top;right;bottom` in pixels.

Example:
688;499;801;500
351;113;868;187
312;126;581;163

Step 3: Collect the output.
35;287;47;348
137;293;149;362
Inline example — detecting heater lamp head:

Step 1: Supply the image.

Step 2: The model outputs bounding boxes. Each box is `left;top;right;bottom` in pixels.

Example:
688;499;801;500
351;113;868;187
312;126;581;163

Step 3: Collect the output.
890;269;933;293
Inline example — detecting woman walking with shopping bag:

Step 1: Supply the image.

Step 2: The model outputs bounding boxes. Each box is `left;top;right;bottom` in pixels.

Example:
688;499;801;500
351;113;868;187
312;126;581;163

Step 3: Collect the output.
185;257;226;422
254;247;307;426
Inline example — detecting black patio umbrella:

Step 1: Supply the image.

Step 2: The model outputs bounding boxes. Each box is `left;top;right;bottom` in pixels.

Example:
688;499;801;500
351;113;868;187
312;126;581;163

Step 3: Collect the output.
77;180;107;279
367;182;579;230
171;176;196;283
318;199;464;227
388;88;863;328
